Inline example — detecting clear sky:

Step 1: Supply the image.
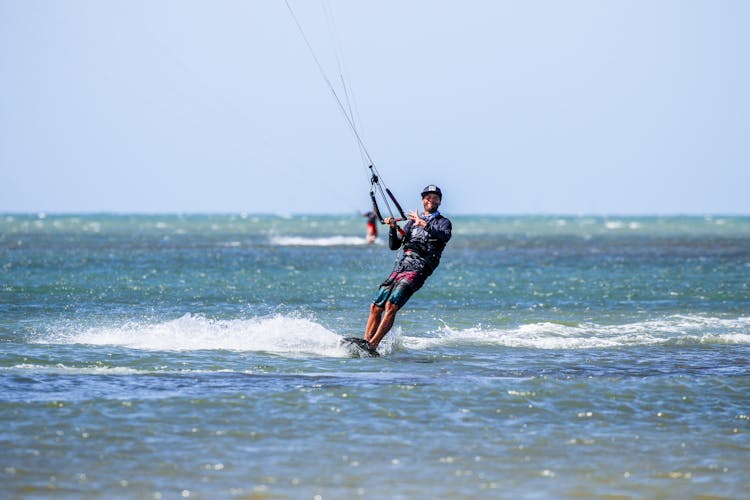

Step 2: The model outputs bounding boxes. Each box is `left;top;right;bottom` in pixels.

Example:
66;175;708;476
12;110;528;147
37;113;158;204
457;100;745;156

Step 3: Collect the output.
1;0;748;215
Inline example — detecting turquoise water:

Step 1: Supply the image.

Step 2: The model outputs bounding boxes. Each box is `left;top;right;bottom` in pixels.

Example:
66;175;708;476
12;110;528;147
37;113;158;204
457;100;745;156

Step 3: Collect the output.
2;214;749;498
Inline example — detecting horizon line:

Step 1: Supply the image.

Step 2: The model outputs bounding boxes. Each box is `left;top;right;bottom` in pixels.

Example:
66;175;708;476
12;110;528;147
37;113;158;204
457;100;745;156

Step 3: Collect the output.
2;211;749;218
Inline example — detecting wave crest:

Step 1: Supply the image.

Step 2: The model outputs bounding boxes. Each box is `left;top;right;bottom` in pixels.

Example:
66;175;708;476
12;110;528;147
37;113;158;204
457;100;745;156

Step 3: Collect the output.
412;315;750;350
34;314;750;354
269;235;376;246
43;314;353;357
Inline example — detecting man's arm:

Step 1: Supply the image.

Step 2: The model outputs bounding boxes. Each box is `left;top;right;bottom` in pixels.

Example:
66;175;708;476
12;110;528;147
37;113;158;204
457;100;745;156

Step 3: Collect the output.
426;217;452;243
388;219;412;250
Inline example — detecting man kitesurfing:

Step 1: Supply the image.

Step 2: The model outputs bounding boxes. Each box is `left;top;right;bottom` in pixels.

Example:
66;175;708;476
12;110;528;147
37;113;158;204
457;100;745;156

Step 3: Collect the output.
283;1;453;356
362;185;452;351
362;210;378;243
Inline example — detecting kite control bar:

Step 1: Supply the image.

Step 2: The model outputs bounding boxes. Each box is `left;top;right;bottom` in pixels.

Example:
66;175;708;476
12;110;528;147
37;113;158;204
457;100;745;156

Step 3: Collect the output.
369;166;406;224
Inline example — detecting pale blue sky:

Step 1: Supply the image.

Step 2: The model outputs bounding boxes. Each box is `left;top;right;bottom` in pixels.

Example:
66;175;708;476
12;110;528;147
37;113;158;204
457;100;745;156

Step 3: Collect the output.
1;0;748;215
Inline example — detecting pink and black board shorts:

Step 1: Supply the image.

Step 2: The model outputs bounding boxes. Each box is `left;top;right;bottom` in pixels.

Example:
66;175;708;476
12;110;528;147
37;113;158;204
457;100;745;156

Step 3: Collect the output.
372;270;426;308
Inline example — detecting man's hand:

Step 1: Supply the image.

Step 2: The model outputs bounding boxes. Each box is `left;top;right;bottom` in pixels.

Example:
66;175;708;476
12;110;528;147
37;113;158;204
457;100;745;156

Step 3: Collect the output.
408;210;426;228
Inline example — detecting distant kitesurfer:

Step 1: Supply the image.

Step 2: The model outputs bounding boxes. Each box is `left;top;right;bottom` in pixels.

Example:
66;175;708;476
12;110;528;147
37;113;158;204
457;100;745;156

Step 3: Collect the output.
363;185;452;349
362;210;378;244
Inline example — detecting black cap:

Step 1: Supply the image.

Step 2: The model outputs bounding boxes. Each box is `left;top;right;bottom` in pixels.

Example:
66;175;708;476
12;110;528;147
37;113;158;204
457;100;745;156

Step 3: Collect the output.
421;184;442;199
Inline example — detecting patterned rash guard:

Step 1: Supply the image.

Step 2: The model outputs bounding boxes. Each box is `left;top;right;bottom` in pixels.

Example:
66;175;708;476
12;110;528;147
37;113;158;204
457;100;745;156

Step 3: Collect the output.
389;212;452;276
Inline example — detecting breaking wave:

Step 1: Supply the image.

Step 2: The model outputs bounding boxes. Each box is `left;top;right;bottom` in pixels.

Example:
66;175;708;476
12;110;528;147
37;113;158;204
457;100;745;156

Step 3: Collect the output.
406;315;750;350
269;235;377;246
32;314;750;356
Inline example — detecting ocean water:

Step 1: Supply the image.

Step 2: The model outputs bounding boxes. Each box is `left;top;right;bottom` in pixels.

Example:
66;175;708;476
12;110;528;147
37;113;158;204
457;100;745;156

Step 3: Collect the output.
1;213;749;499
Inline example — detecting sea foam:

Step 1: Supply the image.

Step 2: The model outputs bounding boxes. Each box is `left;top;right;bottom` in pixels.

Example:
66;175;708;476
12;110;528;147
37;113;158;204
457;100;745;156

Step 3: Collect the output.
36;314;750;354
44;314;351;357
410;315;750;350
269;235;377;246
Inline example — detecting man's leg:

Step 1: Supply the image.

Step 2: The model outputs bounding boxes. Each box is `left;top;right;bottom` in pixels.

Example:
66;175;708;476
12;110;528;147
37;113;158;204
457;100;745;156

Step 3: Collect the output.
368;301;399;348
364;303;384;343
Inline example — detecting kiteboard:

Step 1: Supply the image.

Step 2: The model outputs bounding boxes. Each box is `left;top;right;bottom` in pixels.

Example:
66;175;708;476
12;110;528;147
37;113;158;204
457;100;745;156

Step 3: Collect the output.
340;337;380;357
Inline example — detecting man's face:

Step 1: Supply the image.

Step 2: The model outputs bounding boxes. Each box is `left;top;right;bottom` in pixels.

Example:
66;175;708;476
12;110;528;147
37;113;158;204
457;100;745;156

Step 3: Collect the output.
422;193;441;213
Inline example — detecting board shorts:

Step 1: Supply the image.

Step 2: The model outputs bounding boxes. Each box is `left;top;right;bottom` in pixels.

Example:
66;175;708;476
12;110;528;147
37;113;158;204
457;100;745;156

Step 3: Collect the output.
372;269;427;308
